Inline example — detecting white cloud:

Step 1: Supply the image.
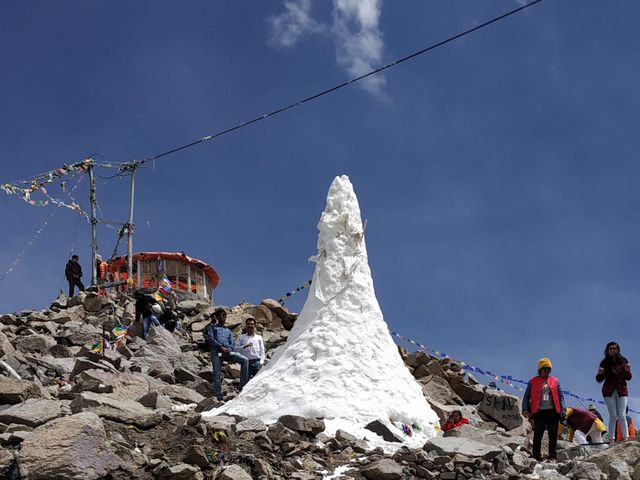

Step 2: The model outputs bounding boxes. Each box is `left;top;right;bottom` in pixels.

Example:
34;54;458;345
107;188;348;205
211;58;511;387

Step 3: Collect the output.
333;0;385;95
268;0;386;96
267;0;325;48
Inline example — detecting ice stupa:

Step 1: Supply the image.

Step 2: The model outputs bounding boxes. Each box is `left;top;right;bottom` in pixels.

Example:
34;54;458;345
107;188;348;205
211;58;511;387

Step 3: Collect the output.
203;175;439;447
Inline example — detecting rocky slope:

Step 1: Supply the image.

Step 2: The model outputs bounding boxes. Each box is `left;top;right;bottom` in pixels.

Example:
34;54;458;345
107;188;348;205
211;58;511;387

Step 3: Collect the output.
0;290;638;479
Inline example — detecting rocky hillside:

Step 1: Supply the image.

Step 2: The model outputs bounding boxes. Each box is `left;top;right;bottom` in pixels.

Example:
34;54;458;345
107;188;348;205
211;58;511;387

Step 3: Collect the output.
0;290;638;479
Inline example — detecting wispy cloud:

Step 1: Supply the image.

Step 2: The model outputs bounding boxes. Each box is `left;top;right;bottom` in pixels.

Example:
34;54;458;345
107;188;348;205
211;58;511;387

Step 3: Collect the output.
267;0;325;49
268;0;386;96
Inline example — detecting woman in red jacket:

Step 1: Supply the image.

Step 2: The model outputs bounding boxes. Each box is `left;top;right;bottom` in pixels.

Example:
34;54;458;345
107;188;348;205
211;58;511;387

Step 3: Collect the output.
522;357;566;463
596;341;632;441
441;410;469;432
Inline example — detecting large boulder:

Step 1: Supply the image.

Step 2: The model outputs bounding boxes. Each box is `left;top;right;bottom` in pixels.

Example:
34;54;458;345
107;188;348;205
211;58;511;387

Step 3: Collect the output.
424;436;503;461
0;378;43;404
0;331;15;356
584;441;640;480
13;334;56;354
70;391;162;428
218;464;252;480
0;399;63;427
477;390;523;431
277;415;325;436
49;305;85;324
421;375;465;407
19;412;121;480
361;458;404;480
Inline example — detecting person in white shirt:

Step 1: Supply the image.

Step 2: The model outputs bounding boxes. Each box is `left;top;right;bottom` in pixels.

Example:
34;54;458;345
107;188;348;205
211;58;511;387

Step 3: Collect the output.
233;316;266;379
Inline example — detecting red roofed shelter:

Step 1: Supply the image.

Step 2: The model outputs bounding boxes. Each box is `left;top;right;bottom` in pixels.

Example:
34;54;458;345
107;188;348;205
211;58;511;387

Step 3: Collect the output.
108;252;219;301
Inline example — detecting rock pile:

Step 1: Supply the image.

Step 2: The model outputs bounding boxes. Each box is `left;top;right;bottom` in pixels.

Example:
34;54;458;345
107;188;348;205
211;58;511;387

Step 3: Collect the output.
0;290;638;479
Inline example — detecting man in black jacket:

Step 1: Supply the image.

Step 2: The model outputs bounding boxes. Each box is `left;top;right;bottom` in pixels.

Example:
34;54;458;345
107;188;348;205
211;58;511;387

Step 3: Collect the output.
64;255;85;297
134;290;161;339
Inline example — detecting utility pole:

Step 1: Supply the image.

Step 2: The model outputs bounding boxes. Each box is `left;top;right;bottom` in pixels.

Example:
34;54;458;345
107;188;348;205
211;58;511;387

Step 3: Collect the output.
126;164;136;285
88;161;98;287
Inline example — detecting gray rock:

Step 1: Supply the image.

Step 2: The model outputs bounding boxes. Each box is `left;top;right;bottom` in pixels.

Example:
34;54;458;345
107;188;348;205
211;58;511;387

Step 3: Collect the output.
336;429;357;443
267;422;300;444
585;441;640;480
424;436;503;461
13;334;56;354
0;378;43;404
183;445;209;468
362;458;404;479
18;412;121;480
70;391;161;428
278;415;325;435
405;351;433;368
449;377;485;405
83;292;107;312
49;305;85;324
569;463;606;480
157;384;204;405
260;298;289;319
218;464;252;480
0;429;31;446
365;420;403;443
0;399;63;427
0;331;15;356
421;375;464;407
236;417;267;433
477;390;523;431
207;414;237;434
157;463;204;480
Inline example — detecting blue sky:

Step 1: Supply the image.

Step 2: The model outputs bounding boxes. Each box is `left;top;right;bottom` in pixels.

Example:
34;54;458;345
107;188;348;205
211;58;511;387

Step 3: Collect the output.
1;1;639;418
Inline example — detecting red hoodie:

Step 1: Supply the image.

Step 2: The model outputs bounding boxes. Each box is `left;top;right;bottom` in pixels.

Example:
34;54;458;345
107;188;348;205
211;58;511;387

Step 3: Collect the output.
442;417;469;432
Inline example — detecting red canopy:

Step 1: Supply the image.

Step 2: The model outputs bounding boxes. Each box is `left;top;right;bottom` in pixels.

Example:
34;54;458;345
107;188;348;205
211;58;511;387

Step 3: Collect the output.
108;251;219;289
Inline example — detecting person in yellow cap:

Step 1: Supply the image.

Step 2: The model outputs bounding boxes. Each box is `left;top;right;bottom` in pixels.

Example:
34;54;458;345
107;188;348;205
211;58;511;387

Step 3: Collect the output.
522;357;566;463
558;407;608;448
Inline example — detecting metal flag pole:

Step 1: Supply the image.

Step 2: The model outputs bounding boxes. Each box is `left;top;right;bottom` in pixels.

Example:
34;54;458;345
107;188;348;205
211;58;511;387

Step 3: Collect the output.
88;161;98;287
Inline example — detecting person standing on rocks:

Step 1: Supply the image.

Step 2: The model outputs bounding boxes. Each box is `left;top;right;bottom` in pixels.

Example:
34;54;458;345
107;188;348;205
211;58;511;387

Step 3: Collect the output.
134;290;161;339
596;341;633;441
522;357;566;463
207;307;249;401
233;315;266;379
64;254;85;297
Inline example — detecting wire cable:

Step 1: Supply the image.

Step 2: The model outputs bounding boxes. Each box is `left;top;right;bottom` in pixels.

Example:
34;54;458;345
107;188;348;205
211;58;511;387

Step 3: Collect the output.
134;0;544;167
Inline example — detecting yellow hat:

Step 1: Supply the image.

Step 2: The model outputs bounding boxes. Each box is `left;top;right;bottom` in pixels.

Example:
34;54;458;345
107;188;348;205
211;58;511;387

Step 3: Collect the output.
537;357;552;371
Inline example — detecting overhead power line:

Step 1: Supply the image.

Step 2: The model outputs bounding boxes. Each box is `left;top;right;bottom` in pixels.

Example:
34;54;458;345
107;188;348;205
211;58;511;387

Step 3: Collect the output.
132;0;544;168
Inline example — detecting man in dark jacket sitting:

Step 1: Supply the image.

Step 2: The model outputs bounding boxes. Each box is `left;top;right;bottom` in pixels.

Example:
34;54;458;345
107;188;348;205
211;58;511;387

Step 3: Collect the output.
207;307;248;401
64;255;85;297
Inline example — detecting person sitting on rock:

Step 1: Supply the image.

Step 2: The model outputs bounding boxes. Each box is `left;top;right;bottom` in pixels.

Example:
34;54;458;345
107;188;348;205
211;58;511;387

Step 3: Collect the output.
207;307;249;401
522;357;566;463
134;290;161;339
558;407;608;448
441;410;469;432
233;315;266;379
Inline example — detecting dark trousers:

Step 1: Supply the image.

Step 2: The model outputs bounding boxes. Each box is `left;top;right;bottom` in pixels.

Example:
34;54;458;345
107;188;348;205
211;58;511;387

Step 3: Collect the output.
248;359;262;379
68;278;85;297
532;409;560;460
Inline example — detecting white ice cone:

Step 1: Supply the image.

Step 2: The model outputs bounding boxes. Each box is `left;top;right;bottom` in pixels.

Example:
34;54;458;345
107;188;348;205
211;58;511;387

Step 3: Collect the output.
203;175;439;447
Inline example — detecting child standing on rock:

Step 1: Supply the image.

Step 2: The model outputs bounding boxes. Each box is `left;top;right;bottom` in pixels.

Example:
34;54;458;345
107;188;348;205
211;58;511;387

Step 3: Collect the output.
596;341;632;441
522;357;566;463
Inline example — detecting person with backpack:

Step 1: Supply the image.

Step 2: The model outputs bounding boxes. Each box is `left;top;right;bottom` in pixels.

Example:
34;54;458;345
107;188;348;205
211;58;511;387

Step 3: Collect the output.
522;357;566;463
596;341;633;441
134;290;161;339
207;307;249;402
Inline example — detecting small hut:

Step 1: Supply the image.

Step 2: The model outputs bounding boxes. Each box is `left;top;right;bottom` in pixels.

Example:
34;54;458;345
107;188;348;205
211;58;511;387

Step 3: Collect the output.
108;252;219;301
